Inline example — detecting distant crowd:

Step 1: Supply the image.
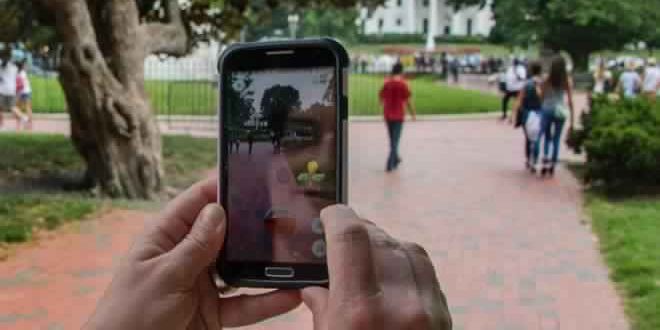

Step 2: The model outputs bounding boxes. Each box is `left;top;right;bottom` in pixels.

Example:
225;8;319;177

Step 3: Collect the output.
499;54;659;178
350;51;507;83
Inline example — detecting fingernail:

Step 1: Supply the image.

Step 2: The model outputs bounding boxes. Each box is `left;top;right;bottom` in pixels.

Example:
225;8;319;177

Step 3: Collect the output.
201;204;226;235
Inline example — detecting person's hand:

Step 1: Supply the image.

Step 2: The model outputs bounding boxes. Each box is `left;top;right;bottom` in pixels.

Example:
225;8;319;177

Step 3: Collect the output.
82;178;301;330
302;205;452;330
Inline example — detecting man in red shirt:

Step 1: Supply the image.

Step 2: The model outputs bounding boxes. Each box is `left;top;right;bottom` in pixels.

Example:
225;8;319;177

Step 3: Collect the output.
379;62;416;172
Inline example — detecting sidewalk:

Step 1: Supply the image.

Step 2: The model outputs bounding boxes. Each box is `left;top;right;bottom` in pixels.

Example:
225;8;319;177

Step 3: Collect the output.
0;119;627;329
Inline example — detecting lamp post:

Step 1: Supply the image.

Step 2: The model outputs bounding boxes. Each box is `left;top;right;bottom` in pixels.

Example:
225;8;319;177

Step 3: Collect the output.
425;0;438;51
288;14;300;39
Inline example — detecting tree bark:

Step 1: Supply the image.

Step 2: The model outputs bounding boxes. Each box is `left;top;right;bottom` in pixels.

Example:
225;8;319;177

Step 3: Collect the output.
36;0;188;198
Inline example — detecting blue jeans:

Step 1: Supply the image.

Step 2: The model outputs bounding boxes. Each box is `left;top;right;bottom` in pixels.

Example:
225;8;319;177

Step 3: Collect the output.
534;108;566;165
386;121;403;170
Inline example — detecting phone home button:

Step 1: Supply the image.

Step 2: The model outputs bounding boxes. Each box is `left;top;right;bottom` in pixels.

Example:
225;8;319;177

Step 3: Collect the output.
265;267;295;279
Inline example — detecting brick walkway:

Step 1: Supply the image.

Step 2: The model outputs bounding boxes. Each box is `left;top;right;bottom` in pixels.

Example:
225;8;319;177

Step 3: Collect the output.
0;119;627;329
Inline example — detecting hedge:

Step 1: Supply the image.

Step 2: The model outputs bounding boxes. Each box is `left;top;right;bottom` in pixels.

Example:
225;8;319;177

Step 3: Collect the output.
570;98;660;192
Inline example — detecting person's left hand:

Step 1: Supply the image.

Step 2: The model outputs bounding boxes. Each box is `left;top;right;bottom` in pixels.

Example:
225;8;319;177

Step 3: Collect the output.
82;178;302;330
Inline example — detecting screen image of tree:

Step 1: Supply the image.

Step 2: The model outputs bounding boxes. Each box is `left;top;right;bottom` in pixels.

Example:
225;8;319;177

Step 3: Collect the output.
224;67;337;264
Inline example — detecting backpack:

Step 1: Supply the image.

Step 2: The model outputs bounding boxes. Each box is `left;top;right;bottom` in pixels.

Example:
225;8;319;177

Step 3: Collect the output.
516;80;541;127
522;80;541;110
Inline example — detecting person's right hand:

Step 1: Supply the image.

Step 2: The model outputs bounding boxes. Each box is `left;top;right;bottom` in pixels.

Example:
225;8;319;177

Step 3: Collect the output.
302;205;452;329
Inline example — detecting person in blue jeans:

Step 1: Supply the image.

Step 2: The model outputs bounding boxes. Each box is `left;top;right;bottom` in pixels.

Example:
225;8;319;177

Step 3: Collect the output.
379;63;416;172
537;55;575;177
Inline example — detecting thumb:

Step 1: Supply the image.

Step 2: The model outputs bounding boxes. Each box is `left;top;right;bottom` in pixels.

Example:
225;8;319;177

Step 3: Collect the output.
302;287;329;329
170;204;226;282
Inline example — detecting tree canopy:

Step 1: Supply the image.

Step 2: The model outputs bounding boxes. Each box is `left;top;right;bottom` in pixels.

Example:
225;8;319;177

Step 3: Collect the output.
449;0;660;69
0;0;383;198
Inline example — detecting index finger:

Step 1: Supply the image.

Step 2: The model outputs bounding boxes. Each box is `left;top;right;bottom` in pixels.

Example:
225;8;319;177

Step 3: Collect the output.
321;205;381;302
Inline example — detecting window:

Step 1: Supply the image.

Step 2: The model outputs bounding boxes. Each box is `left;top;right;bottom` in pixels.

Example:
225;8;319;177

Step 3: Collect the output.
467;19;473;36
444;26;451;35
423;19;429;34
378;18;384;31
423;0;429;7
397;0;402;6
396;18;402;26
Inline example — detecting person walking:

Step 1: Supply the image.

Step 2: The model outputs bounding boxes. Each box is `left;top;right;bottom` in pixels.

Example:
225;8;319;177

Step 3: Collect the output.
450;57;460;84
588;59;613;110
379;62;416;172
501;58;527;120
511;61;543;172
537;55;575;177
642;58;660;103
0;49;29;130
617;61;642;99
16;59;33;130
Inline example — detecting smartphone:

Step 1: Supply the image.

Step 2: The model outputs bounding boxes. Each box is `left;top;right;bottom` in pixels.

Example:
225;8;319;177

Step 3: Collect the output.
216;39;349;288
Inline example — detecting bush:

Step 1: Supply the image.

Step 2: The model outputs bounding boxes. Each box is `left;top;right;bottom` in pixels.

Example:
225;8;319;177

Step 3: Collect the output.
574;98;660;191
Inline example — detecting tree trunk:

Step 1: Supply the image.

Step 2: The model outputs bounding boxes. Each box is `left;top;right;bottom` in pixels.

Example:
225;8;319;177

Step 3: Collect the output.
36;0;188;199
568;49;590;73
59;48;163;199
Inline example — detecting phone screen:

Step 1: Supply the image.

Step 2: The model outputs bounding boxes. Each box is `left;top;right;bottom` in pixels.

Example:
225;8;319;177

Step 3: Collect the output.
223;67;337;265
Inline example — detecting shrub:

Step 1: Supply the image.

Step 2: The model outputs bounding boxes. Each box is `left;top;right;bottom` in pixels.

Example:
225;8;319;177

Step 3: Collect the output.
575;98;660;191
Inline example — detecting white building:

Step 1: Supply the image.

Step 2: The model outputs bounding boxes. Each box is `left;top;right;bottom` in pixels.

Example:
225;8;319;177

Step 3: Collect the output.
362;0;494;39
144;41;221;81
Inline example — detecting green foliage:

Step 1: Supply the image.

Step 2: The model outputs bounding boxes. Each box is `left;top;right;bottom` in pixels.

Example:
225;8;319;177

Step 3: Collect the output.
349;74;499;115
588;195;660;330
161;136;218;188
0;195;97;243
300;6;360;42
0;133;219;244
31;74;499;116
577;98;660;191
0;133;219;189
0;133;83;178
450;0;660;69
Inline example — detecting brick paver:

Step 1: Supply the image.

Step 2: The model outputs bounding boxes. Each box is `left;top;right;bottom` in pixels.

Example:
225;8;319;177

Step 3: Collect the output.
0;119;627;329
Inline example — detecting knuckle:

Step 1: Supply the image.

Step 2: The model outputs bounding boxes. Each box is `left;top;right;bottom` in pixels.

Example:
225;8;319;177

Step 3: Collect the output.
184;231;211;253
370;230;400;250
333;222;371;245
344;302;382;329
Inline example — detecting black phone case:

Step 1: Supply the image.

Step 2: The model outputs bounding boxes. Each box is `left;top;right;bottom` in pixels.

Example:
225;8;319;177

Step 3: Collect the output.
216;38;349;289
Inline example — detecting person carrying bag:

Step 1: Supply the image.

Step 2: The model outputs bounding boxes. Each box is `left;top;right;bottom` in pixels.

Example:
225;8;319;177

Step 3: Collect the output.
512;61;544;173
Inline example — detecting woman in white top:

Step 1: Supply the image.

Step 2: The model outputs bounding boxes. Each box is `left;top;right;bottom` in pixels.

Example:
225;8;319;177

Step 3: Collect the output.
642;58;660;103
592;60;613;95
0;50;29;130
16;60;33;129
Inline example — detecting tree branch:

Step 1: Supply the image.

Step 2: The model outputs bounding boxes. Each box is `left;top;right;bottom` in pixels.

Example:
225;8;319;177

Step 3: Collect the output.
143;0;189;56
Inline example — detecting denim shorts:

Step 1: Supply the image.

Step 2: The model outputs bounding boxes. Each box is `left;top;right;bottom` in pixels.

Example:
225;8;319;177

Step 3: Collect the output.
0;94;17;110
20;93;32;102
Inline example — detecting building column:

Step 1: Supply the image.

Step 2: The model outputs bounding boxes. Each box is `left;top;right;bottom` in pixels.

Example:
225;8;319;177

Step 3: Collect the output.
425;0;438;51
408;0;416;34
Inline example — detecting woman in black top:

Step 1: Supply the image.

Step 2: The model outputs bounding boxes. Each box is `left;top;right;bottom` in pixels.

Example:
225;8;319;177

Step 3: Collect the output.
512;61;543;173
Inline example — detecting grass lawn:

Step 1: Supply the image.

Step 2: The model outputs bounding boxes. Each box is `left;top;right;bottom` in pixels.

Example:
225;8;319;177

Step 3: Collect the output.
31;76;218;116
587;194;660;330
31;74;500;116
350;74;500;115
0;133;218;245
